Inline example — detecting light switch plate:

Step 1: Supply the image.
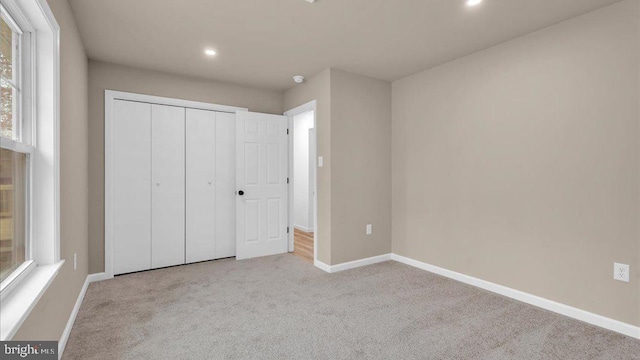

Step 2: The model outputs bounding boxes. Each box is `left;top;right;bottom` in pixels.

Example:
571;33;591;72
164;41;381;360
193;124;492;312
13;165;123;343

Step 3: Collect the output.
318;156;324;167
366;224;372;235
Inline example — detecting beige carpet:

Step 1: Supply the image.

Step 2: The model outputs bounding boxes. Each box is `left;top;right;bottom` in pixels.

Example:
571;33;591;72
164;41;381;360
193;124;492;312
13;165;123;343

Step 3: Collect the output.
63;254;640;360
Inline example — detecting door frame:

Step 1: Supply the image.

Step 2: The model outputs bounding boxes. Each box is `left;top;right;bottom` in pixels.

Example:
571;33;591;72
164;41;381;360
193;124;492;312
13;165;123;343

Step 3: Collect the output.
284;100;318;263
104;90;246;278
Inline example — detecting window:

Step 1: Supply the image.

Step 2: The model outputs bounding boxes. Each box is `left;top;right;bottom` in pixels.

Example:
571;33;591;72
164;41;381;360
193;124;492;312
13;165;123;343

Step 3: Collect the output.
1;12;20;140
0;149;27;283
0;4;34;292
0;0;60;340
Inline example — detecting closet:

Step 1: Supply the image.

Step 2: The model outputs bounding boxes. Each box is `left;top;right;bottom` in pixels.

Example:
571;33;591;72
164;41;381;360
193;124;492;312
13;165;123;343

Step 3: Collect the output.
111;99;236;275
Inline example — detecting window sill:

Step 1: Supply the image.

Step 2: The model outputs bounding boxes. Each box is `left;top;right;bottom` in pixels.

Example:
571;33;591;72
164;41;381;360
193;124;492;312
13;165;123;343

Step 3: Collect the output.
0;260;64;340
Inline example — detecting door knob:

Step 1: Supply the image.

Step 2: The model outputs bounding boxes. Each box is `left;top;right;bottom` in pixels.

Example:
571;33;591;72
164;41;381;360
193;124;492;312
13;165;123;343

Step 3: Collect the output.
238;190;244;196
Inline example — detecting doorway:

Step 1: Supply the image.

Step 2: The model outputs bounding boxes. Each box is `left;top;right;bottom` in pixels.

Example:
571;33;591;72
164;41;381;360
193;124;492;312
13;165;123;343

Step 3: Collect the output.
286;101;317;264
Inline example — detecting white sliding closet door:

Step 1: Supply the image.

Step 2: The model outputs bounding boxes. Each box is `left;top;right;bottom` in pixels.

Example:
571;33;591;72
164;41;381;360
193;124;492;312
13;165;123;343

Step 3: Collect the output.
186;109;216;263
112;100;152;275
216;112;236;258
152;104;186;268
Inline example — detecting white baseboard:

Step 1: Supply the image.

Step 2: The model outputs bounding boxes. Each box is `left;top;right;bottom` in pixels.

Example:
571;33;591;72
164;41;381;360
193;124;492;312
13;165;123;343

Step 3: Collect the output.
315;253;392;273
87;272;110;283
391;253;640;340
58;272;109;359
294;225;314;233
58;278;88;358
314;260;332;273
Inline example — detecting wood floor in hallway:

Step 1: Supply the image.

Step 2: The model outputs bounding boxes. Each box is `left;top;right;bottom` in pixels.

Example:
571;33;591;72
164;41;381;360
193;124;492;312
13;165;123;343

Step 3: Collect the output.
292;228;313;263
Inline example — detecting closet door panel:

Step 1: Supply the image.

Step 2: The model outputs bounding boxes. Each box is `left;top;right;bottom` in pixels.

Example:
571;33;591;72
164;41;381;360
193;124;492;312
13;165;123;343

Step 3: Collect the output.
186;109;216;263
112;100;152;275
215;112;236;258
152;104;186;268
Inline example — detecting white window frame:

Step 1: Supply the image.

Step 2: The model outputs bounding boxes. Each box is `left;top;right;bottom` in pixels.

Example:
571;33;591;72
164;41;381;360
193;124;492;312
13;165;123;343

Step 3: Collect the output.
0;0;61;341
0;1;35;295
1;5;23;141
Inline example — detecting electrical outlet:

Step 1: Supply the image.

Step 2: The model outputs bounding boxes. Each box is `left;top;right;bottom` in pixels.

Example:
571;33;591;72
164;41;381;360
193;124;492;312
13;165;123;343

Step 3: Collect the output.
366;224;372;235
74;253;77;271
614;263;629;283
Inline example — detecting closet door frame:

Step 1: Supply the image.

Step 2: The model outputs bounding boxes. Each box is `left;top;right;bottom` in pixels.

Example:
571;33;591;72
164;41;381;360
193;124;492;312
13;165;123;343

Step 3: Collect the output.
105;90;246;279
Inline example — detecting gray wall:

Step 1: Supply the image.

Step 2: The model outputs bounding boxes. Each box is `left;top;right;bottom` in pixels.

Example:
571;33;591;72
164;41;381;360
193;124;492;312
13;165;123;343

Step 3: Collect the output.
87;61;284;273
330;70;392;264
14;0;89;340
284;69;332;264
284;69;392;266
392;0;640;326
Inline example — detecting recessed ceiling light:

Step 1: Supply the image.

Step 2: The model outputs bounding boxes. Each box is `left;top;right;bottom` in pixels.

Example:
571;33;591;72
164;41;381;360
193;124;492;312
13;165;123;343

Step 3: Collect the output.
204;49;217;56
466;0;482;6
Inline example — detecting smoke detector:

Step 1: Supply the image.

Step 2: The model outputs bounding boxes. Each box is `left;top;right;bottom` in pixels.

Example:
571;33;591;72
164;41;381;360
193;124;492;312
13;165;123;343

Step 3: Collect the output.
293;75;305;84
306;0;316;3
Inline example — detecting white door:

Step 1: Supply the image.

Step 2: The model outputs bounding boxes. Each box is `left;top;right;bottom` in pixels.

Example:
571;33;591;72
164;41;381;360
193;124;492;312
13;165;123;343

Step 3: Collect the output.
186;109;216;263
112;100;152;275
152;104;186;268
216;112;237;258
236;111;289;260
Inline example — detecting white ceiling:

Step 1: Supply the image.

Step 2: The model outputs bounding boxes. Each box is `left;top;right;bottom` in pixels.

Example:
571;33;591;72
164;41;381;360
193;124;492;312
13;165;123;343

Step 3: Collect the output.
69;0;622;91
